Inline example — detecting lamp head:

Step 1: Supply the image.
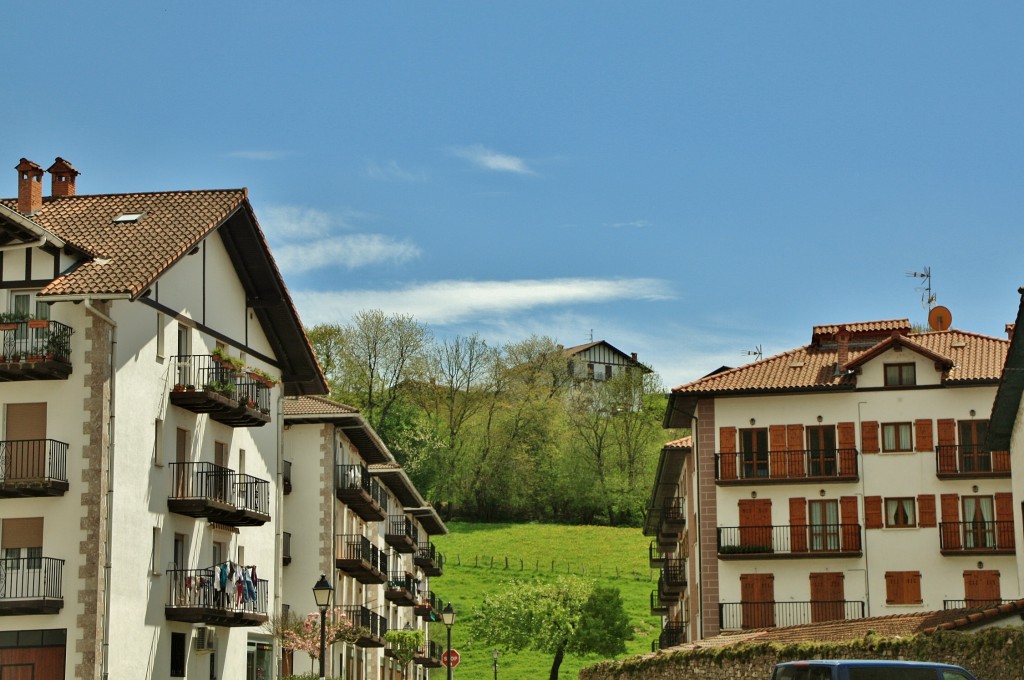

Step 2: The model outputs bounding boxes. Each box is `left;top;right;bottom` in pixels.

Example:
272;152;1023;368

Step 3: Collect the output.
441;601;456;626
312;573;333;608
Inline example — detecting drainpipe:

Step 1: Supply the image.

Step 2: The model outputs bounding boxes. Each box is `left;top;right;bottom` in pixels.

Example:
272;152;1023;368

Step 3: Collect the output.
856;401;870;617
274;390;284;680
84;298;116;680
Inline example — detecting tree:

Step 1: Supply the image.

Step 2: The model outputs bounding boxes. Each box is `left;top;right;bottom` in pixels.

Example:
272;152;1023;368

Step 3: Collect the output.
265;607;361;673
384;628;425;679
468;576;631;679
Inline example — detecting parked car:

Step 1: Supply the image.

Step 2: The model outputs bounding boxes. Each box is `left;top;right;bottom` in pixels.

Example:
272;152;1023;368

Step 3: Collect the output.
771;660;979;680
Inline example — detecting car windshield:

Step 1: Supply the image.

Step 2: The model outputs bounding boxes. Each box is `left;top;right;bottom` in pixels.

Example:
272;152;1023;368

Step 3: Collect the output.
849;669;937;680
774;667;832;680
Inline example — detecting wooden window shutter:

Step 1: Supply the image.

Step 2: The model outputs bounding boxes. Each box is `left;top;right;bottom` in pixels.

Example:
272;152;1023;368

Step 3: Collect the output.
917;494;937;527
719;426;737;480
1;517;43;549
996;492;1015;550
907;571;923;603
786;424;805;477
840;496;861;551
886;571;922;604
914;419;934;452
837;422;856;449
885;571;900;604
963;570;1001;605
861;421;880;453
864;496;883;529
786;424;804;449
937;419;957;446
789;497;808;553
941;493;962;550
769;425;788;479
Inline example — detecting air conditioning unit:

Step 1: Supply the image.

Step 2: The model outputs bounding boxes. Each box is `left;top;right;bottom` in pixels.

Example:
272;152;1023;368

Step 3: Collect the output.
194;626;217;654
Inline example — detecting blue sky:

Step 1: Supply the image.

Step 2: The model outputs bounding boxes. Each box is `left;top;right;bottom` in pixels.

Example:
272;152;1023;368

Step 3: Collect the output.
4;2;1024;388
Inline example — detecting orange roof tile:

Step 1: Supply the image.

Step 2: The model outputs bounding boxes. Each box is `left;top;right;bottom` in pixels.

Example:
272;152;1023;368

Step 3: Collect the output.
664;435;692;449
283;395;359;416
671;325;1007;394
812;319;911;338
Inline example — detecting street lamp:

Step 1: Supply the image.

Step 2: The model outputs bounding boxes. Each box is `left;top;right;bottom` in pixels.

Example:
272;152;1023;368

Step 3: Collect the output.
493;648;499;680
441;601;456;680
312;573;334;680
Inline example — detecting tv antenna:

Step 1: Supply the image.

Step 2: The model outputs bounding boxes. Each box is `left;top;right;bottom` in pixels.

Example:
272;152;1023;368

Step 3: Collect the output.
906;266;936;310
742;345;763;361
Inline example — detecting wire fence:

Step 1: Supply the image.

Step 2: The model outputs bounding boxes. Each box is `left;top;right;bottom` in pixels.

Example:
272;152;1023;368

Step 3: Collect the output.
446;553;652;581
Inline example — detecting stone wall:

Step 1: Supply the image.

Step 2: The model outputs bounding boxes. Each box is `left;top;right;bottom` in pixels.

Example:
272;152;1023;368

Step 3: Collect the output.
580;628;1024;680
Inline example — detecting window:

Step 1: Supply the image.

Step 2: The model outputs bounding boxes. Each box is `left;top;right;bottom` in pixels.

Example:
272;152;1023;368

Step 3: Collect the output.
151;527;161;575
173;533;186;570
740;428;769;479
959;420;991;472
882;423;913;452
1;517;43;570
806;425;837;476
604;364;612;380
884;362;916;386
885;498;916;528
156;312;165;359
808;500;840;551
153;419;164;467
170;632;186;677
962;496;995;549
885;570;922;604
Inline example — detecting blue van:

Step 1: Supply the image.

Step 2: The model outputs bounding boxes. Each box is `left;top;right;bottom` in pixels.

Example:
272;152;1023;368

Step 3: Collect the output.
771;660;979;680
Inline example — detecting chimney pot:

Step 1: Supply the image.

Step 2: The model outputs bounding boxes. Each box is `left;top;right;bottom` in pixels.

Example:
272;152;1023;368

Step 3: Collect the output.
47;157;79;197
15;158;44;214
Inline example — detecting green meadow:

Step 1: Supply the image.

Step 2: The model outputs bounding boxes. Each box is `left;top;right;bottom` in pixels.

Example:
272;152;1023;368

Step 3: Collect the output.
426;522;658;679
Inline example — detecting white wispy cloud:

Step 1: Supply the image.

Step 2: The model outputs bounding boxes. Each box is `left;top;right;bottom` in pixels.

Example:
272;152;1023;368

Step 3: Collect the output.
605;220;651;229
226;150;288;161
365;160;427;182
293;277;672;326
451;144;535;175
261;205;420;274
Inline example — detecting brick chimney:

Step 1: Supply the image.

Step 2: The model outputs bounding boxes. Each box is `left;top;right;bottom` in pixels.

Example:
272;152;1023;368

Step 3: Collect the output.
1007;323;1016;342
16;158;43;214
47;157;79;197
835;328;851;372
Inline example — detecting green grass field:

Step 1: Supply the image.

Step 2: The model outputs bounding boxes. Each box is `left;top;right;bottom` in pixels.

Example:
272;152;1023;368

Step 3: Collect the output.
425;522;658;679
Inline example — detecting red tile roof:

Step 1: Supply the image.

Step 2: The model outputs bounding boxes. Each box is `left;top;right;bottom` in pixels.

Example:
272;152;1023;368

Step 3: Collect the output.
664;436;692;449
283;395;359;416
671;323;1008;394
812;319;911;338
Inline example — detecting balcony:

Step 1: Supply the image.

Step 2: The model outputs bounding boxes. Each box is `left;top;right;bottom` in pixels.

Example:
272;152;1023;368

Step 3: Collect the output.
716;449;859;485
657;622;686;649
649;541;666;568
415;590;440;620
335;464;388;522
335;534;387;584
944;599;1019;610
414;640;443;667
0;439;69;497
415;541;444;577
168;355;271;427
717;524;862;559
283;460;292;495
662;496;685;528
936;445;1010;479
661;558;686;592
939;521;1015;555
345;605;387;647
282;532;291;566
385;572;419;607
0;557;63;615
719;600;866;630
385;515;419;553
650;590;669;615
167;462;271;526
165;564;268;627
0;320;73;381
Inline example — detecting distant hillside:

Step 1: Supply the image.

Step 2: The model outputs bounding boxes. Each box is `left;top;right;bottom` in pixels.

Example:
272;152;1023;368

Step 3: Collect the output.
427;522;658;679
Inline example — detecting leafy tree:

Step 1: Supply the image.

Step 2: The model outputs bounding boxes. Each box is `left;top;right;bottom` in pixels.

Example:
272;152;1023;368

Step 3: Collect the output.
265;607;361;674
468;576;631;679
383;628;425;678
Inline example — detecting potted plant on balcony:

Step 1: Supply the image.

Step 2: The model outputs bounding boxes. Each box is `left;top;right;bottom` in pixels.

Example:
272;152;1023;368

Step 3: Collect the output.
0;311;28;331
44;332;71;361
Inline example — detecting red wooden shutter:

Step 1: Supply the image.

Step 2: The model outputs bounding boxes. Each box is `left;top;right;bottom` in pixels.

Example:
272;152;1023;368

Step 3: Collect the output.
996;492;1015;550
786;424;805;477
917;495;937;527
719;427;737;480
840;496;860;552
941;493;961;550
789;497;808;553
914;419;934;452
937;419;957;445
809;572;846;622
886;571;922;604
963;570;1001;607
837;422;857;476
769;425;788;479
864;496;883;530
740;573;775;628
861;421;879;454
936;418;957;473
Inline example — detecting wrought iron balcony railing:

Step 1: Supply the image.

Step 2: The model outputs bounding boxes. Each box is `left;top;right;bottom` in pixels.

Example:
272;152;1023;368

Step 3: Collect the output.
165;563;268;626
658;623;686;649
939;521;1015;554
936;445;1010;478
345;605;388;647
385;515;419;552
0;320;73;380
717;449;858;483
0;556;64;614
335;464;388;521
167;462;271;526
719;600;866;630
168;355;271;427
944;599;1018;610
0;439;69;497
415;541;443;576
717;524;862;558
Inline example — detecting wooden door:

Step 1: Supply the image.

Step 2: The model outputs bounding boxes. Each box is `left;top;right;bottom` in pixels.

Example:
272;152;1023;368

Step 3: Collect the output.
738;498;773;551
810;572;846;622
5;403;46;481
963;569;1000;608
740;573;775;628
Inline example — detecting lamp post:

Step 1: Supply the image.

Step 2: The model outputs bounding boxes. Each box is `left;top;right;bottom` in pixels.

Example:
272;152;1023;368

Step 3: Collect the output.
312;573;333;680
492;648;499;680
441;601;456;680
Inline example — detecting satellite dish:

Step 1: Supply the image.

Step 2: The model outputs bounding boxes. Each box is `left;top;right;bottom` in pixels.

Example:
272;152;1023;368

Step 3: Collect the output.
928;305;952;331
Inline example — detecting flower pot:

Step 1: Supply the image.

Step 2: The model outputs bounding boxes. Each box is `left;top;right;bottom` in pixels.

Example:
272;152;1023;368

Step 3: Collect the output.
27;319;48;329
26;354;43;363
0;324;17;331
